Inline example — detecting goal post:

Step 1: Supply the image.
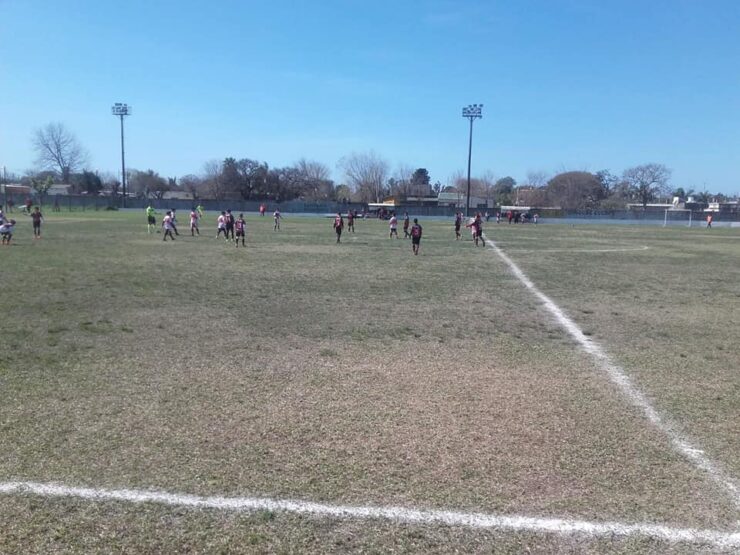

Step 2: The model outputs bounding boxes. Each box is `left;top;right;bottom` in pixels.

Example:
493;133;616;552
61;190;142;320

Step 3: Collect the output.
664;209;693;227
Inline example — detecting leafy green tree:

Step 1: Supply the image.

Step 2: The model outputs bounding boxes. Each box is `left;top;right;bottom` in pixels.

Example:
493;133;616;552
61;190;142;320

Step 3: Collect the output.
31;175;54;205
546;171;604;210
410;168;432;196
72;171;103;195
493;176;516;205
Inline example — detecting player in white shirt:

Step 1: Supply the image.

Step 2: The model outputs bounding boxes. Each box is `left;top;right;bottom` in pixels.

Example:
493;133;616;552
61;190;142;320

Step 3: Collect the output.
389;213;398;239
162;211;176;241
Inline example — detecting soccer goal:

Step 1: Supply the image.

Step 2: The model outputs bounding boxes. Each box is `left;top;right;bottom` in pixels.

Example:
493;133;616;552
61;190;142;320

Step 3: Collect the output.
663;209;693;227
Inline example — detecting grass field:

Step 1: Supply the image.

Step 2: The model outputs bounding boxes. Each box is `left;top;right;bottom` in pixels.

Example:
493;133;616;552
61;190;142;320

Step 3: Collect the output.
1;211;739;553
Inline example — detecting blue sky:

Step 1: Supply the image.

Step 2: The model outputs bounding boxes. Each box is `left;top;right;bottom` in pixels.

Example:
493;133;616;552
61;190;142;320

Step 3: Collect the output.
2;0;739;193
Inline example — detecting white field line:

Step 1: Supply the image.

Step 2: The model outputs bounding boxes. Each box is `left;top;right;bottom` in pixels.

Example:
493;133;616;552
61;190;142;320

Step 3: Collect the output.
482;234;740;509
502;245;650;254
1;481;739;549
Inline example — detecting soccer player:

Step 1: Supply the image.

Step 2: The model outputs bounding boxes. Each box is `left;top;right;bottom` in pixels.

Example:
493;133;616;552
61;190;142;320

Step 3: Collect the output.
274;209;282;231
707;214;713;228
333;212;344;243
235;213;246;247
389;212;398;239
347;210;355;233
146;205;157;233
162;211;176;241
225;209;235;240
466;213;485;247
190;207;200;236
0;219;16;245
196;204;204;219
170;209;180;235
454;212;462;240
410;218;422;255
403;211;410;238
31;206;44;239
216;211;227;239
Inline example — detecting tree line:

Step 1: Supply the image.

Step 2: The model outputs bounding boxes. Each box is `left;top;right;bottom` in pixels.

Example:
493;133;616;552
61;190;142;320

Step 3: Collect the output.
17;122;735;208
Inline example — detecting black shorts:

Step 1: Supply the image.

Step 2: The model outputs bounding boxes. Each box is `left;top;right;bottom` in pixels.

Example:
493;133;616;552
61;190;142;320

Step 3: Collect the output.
148;216;156;224
225;224;234;232
236;230;245;237
412;237;421;245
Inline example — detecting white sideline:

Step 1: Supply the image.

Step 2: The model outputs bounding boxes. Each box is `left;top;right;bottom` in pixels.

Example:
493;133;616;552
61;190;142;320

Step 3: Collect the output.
482;234;740;508
1;481;739;548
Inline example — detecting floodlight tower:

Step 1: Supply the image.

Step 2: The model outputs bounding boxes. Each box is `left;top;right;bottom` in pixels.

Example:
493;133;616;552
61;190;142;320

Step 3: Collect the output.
111;103;131;207
462;103;483;217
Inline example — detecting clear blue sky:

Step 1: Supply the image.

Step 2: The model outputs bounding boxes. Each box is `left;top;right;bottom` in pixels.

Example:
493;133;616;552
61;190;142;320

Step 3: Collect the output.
2;0;739;193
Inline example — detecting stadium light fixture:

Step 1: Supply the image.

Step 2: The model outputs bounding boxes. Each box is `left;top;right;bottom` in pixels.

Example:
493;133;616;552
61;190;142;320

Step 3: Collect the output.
462;104;483;217
111;103;131;207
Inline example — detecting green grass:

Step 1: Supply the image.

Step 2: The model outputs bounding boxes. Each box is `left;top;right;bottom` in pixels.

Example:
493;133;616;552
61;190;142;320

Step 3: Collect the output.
0;211;739;552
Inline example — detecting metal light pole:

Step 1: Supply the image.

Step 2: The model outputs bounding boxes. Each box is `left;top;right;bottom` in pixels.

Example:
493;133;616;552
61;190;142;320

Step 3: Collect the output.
462;104;483;217
111;103;131;207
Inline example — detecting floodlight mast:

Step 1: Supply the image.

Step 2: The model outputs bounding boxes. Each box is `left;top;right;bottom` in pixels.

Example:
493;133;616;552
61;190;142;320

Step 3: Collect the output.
111;103;131;207
462;104;483;217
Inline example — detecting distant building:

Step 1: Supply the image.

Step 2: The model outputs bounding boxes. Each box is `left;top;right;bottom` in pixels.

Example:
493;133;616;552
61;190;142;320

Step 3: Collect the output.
48;184;71;196
162;191;194;200
2;183;32;196
436;192;491;208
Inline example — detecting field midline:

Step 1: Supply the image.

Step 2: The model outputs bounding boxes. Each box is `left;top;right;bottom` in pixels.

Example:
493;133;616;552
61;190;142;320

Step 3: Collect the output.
1;480;739;548
482;233;740;510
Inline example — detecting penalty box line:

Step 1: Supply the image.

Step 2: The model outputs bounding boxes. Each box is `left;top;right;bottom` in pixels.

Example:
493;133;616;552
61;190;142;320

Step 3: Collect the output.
482;234;740;509
1;481;739;549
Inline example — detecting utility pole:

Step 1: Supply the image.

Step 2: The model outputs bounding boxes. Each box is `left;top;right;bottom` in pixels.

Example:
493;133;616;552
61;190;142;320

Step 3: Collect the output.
111;103;132;207
462;104;483;217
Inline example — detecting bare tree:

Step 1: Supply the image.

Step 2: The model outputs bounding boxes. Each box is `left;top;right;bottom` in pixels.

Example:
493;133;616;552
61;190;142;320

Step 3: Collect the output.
296;159;330;181
32;123;89;183
180;174;203;200
202;159;226;200
622;163;671;208
525;171;549;188
338;151;389;203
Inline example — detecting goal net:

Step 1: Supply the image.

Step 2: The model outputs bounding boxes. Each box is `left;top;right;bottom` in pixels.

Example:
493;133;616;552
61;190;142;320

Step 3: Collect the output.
663;209;693;227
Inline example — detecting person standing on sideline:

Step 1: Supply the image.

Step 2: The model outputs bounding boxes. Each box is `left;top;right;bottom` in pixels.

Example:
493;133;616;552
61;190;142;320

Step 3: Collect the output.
190;207;200;236
347;210;355;233
274;208;282;231
31;206;44;239
259;203;266;217
146;205;157;233
196;204;204;219
707;214;713;228
454;212;462;240
333;212;344;243
162;211;176;241
403;211;410;238
216;211;227;239
410;218;422;255
389;212;399;239
235;213;246;247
